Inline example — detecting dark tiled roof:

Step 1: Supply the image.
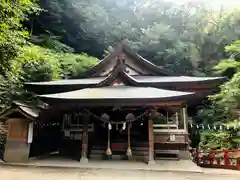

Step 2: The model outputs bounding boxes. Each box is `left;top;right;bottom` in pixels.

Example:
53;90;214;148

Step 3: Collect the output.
38;86;194;100
0;101;40;120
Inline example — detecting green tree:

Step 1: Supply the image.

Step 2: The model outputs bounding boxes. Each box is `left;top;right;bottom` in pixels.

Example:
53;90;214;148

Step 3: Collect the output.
32;0;240;76
59;52;97;79
0;44;98;110
197;40;240;150
0;0;40;75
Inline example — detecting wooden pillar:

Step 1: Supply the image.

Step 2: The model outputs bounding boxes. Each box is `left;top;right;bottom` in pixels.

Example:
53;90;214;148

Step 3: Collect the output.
182;107;188;131
179;106;191;159
80;115;89;164
148;119;155;164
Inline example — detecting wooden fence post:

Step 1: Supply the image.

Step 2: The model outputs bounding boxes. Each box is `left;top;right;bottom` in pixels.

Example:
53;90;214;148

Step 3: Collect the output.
224;151;230;166
209;152;214;165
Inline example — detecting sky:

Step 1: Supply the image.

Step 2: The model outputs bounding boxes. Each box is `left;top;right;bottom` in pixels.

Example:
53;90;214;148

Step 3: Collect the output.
166;0;240;9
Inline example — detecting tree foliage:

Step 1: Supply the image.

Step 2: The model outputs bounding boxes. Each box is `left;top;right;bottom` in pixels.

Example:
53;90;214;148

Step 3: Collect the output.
0;44;97;110
31;0;240;75
0;0;40;75
197;40;240;150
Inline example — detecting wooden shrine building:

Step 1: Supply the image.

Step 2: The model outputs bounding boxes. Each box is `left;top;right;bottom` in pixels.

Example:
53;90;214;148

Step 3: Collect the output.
0;43;225;164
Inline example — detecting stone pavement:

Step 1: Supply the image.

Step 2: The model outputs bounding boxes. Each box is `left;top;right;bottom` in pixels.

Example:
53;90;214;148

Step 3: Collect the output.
2;158;202;173
0;165;240;180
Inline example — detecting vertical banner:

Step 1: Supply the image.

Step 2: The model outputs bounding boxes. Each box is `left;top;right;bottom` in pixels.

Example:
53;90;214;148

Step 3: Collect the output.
27;122;33;143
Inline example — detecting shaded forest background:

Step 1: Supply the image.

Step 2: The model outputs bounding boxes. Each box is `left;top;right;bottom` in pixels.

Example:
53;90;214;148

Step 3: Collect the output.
0;0;239;149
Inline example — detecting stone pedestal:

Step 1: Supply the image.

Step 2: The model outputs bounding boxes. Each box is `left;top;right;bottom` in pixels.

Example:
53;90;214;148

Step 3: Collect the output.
4;140;30;162
4;118;30;162
147;151;155;165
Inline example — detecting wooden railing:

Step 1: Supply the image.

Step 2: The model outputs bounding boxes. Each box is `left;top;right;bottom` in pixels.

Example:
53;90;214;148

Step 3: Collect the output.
189;148;240;170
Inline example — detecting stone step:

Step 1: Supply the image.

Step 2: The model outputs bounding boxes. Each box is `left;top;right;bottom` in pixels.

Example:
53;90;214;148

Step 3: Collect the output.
89;154;147;161
155;150;180;154
90;149;148;156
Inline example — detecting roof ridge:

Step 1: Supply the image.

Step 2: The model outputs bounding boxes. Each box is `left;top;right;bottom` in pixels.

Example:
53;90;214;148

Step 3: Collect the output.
80;42;177;77
95;58;139;87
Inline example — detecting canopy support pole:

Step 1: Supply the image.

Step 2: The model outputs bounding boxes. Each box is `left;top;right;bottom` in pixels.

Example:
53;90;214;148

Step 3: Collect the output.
80;114;89;164
126;123;132;159
106;124;112;158
148;118;155;164
183;107;188;131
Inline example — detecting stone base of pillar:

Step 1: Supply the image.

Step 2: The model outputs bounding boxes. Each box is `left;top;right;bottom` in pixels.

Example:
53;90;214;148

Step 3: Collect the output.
106;148;112;156
147;152;155;165
126;148;132;159
80;157;88;164
147;160;155;165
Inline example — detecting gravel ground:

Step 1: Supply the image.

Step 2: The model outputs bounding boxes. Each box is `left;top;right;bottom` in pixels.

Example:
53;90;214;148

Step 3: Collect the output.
0;166;239;180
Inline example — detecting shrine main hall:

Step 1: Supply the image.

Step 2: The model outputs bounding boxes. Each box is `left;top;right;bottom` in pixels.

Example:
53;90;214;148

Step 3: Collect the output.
0;43;224;164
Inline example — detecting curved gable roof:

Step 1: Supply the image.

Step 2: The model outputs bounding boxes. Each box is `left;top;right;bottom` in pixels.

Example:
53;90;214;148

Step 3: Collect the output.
81;43;175;77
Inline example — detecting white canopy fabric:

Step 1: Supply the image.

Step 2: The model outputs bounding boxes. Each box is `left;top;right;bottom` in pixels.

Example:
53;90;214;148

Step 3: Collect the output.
38;85;194;100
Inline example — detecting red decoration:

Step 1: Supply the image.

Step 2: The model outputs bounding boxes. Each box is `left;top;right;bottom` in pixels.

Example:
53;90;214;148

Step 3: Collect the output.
190;148;240;170
112;143;127;150
224;151;230;166
112;144;121;150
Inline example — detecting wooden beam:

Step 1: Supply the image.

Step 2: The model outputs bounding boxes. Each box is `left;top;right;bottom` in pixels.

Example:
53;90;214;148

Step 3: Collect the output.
183;107;188;131
80;115;89;164
148;119;155;164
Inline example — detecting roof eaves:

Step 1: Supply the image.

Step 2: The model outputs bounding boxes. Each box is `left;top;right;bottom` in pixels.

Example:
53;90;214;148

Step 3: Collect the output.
0;101;40;121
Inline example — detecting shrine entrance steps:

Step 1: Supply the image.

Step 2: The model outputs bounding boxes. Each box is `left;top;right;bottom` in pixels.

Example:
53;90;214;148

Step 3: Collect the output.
155;150;180;160
90;143;181;161
90;141;148;161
